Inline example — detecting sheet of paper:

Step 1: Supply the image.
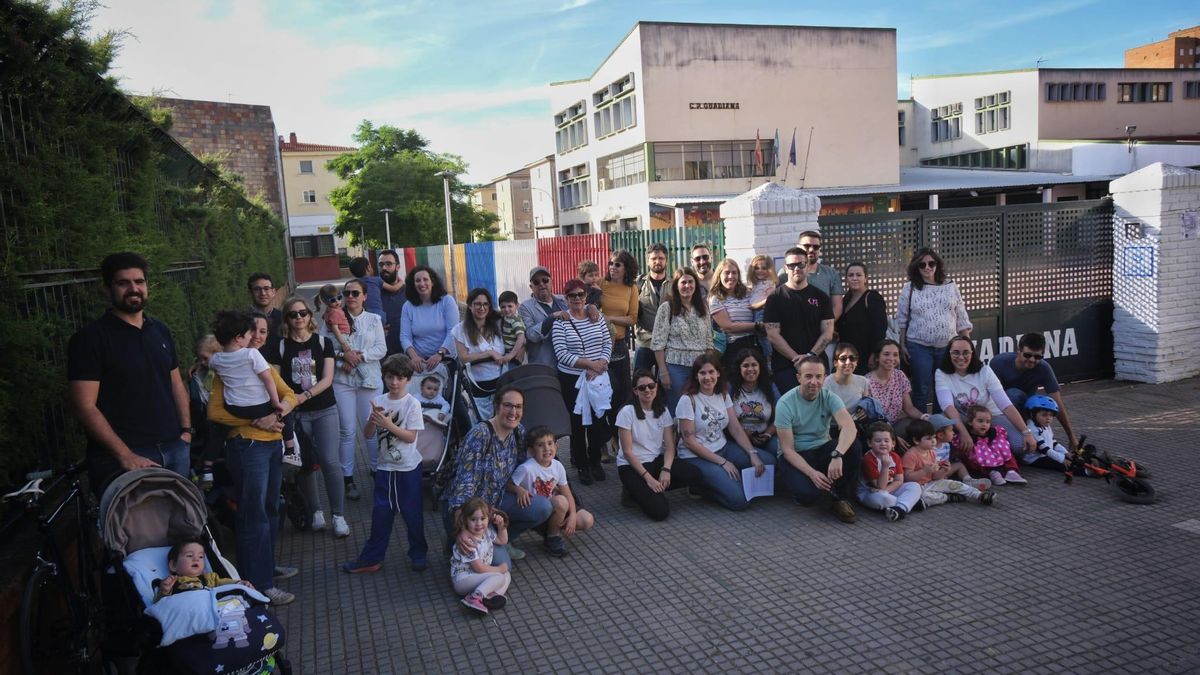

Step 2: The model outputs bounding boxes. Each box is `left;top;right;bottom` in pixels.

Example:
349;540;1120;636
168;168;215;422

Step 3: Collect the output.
742;465;775;501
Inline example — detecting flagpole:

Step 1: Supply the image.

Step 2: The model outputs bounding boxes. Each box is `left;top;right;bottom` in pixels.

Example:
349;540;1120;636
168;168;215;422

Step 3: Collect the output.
800;126;815;187
784;127;797;181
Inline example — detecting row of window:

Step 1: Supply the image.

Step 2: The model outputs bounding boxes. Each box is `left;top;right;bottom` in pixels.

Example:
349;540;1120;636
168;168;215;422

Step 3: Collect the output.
292;235;336;258
558;163;590;210
595;95;636;139
555;119;588;154
974;91;1011;135
597;146;646;190
555;73;640;154
1187;81;1200;99
931;113;962;143
1118;82;1173;103
1046;82;1107;102
921;144;1028;170
652;140;778;181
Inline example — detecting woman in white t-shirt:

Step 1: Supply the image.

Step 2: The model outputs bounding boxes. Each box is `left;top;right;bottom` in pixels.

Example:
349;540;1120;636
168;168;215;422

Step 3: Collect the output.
615;371;705;521
675;353;772;511
935;336;1036;457
454;288;516;420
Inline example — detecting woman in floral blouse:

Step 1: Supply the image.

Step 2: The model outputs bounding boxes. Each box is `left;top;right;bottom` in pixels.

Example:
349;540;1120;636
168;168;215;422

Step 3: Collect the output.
652;267;713;413
866;339;927;447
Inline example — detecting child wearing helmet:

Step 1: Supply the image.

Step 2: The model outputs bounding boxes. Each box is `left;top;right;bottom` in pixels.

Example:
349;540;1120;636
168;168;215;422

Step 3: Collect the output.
1023;394;1070;469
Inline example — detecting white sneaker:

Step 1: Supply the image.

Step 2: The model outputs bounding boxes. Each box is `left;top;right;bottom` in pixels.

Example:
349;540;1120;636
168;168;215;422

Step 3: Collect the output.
311;510;326;531
333;515;350;538
263;587;295;605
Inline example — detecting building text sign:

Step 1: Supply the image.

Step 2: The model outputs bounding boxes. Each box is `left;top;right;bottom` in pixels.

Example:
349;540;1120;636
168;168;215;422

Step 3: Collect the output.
689;102;740;110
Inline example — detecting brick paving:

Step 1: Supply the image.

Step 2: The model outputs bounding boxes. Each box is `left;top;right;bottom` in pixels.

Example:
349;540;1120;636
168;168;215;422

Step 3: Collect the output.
271;377;1200;674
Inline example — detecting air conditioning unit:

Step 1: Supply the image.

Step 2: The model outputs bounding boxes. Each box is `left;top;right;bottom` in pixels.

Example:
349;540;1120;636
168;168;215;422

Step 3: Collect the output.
598;179;608;190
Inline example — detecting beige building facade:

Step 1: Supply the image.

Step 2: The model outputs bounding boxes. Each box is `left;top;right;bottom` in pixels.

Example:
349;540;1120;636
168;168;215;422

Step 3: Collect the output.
279;132;355;256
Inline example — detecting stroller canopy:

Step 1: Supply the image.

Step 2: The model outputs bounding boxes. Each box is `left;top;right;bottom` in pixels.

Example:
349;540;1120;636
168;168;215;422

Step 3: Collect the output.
100;468;207;558
497;364;571;439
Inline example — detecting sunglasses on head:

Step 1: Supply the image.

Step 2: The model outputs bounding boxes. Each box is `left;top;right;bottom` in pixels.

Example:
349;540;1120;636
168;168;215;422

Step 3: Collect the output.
321;294;343;304
285;309;311;320
635;382;658;392
918;260;938;269
1021;351;1044;361
345;290;363;298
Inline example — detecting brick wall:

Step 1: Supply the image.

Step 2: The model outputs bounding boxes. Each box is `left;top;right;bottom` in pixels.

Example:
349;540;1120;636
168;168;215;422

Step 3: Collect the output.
159;98;284;218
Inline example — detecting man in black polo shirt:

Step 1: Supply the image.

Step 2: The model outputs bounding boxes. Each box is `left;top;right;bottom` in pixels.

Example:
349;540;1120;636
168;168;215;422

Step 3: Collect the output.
67;252;193;491
247;272;283;337
764;246;834;396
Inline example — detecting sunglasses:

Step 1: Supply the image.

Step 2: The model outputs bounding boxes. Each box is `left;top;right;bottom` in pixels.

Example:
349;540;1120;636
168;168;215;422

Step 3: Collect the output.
566;292;587;299
532;277;551;286
918;260;938;269
801;243;821;250
608;261;622;267
836;355;858;362
691;254;710;262
785;262;805;270
285;310;311;320
321;294;343;303
635;383;658;392
345;290;363;298
1021;351;1044;361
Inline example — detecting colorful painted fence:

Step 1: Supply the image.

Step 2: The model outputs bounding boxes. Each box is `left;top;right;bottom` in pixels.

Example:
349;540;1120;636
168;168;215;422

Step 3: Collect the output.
395;224;725;301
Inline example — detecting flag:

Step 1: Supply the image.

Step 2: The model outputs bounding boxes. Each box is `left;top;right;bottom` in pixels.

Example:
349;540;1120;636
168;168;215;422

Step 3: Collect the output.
788;128;797;166
773;128;781;173
754;129;763;176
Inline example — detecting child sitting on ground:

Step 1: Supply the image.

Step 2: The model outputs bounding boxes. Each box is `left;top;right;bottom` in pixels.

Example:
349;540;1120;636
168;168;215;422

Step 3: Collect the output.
955;405;1027;486
578;260;603;307
497;291;527;366
857;422;923;522
416;375;451;424
928;414;991;491
342;354;427;574
1022;395;1071;469
901;419;994;507
449;497;511;615
508;426;595;557
153;540;252;602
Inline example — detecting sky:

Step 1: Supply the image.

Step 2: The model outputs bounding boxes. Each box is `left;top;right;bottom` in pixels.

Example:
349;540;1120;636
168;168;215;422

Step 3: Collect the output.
90;0;1196;184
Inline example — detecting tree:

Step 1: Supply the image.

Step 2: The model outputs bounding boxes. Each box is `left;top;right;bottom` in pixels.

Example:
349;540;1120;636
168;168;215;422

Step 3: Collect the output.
328;121;499;249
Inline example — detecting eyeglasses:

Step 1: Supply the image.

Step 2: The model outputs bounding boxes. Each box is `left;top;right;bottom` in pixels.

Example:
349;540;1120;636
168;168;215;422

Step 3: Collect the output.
251;285;274;293
499;402;524;411
531;277;551;286
345;290;363;298
635;383;658;392
285;310;311;320
785;262;805;270
836;355;858;362
918;260;938;270
949;350;972;357
470;302;491;309
801;243;821;251
379;261;397;267
691;254;710;262
566;292;586;299
321;294;343;304
1021;351;1044;361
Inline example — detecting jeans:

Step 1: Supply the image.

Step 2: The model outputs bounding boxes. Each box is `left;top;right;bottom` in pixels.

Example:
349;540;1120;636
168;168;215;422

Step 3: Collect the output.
1006;388;1029;414
633;346;657;374
358;467;427;565
905;341;945;413
333;381;379;476
617;455;705;521
857;480;923;513
294;405;345;516
777;438;862;505
664;363;692;416
225;437;283;591
682;440;776;511
130;438;191;477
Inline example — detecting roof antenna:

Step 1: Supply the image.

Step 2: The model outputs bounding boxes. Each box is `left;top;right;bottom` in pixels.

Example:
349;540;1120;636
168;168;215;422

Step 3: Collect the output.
1035;57;1046;68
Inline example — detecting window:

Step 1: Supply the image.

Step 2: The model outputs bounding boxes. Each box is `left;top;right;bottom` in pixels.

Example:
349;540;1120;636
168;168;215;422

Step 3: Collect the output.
973;91;1010;135
302;190;317;204
520;180;529;189
522;201;531;213
292;235;335;258
1045;82;1106;102
558;163;591;210
921;143;1028;170
597;146;646;190
554;101;588;154
652;139;775;181
930;103;962;142
593;73;637;140
299;160;313;174
898;111;906;146
1118;82;1172;103
1184;81;1200;99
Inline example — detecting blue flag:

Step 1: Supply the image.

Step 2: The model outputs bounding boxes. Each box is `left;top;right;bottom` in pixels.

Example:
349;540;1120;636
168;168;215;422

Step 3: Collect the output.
788;128;797;166
773;129;781;172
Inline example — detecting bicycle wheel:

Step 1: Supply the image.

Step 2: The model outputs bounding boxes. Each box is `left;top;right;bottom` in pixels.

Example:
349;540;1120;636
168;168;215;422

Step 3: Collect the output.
19;563;79;675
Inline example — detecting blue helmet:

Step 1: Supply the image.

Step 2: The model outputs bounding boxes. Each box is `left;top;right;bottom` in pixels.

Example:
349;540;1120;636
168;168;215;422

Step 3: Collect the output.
1025;394;1058;414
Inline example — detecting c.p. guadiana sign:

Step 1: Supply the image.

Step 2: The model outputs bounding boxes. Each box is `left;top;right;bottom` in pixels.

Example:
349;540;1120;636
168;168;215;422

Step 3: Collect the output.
688;102;740;110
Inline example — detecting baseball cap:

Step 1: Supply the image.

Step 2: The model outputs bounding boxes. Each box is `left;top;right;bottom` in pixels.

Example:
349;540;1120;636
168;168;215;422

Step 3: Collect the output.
927;413;954;431
529;266;551;281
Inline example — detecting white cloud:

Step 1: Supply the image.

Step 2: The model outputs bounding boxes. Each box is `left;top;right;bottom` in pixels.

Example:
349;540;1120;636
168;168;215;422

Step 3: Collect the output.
556;0;595;12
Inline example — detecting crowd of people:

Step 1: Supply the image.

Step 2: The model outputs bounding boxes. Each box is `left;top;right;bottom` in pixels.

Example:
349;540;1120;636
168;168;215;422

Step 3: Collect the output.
66;235;1079;614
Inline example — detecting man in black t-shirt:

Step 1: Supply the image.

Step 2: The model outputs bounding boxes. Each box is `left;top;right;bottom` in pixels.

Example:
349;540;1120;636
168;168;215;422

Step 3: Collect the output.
763;247;834;396
67;252;193;492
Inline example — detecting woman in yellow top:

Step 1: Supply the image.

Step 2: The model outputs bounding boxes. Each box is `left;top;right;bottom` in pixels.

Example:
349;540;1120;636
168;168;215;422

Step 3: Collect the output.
208;311;298;606
600;249;640;432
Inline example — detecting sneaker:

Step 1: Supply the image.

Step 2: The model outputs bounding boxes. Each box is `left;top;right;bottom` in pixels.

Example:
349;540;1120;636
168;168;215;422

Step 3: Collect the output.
946;493;968;504
884;506;904;522
199;469;214;491
482;594;507;610
967;477;993;491
989;470;1006;486
831;499;857;524
310;510;327;532
577;466;594;486
1004;470;1027;485
620;487;634;508
687;486;705;500
345;478;361;501
282;448;302;467
590;463;607;482
332;515;350;538
273;565;299;580
912;499;928;512
544;535;567;558
410;559;428;572
461;593;488;615
980;491;996;506
506;543;526;561
263;587;295;606
341;559;382;574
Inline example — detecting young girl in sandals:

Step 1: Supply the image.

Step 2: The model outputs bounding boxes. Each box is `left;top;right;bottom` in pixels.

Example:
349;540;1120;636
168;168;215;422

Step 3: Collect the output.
450;497;511;615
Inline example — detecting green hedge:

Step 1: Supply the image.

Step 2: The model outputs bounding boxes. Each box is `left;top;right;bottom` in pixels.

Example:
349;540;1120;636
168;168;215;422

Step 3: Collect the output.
0;1;288;483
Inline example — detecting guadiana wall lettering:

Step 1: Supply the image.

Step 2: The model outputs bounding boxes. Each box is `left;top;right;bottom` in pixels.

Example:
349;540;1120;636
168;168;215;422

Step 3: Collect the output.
974;328;1078;364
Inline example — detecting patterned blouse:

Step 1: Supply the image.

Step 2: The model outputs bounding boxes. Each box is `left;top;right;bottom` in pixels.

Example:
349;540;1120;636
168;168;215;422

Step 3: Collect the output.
650;304;713;367
866;369;912;423
443;421;524;511
896;281;972;348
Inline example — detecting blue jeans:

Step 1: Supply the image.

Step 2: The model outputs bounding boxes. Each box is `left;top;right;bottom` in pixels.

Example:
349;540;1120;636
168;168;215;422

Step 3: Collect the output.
905;341;945;413
1006;388;1029;413
225;437;283;591
358;467;427;565
665;363;692;415
130;438;191;477
682;440;775;511
634;346;657;374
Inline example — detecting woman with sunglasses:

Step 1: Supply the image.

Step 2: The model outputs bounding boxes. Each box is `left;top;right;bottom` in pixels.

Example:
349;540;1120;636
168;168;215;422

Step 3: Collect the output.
652;267;713;413
599;250;640;433
551;278;613;485
615;370;704;521
826;342;888;431
896;248;972;413
324;278;387;502
453;288;509;420
270;296;349;537
835;262;887;376
935;335;1037;462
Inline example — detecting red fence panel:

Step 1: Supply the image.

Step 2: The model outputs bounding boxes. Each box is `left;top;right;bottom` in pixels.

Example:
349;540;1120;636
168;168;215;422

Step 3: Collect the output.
536;233;611;294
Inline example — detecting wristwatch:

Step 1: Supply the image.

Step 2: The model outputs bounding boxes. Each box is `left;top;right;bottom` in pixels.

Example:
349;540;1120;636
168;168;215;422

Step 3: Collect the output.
830;450;843;459
181;426;195;435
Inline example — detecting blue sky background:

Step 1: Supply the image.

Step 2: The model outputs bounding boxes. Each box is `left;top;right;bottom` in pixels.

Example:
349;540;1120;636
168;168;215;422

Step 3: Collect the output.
94;0;1196;182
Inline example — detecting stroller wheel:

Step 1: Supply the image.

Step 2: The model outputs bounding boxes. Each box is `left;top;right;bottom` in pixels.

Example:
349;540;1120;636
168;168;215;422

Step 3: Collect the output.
1113;476;1157;505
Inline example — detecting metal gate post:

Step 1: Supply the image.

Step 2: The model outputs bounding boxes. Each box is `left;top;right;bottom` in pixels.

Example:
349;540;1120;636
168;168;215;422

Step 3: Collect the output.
998;210;1008;337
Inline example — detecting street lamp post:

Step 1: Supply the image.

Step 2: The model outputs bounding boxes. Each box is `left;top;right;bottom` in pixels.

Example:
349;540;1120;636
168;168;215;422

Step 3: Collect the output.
435;170;456;298
379;208;394;250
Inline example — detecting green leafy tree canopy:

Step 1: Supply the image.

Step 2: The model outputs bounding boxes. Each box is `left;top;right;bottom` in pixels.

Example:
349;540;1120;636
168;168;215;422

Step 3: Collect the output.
328;120;499;248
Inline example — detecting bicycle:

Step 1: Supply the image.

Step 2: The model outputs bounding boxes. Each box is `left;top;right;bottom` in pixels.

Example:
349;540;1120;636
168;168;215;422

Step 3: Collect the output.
4;463;110;674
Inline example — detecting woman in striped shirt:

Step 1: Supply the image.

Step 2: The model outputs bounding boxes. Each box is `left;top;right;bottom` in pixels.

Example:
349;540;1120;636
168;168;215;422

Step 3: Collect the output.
552;278;614;485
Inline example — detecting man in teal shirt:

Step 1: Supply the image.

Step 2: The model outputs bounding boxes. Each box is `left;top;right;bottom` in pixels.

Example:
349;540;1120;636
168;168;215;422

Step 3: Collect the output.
775;356;861;523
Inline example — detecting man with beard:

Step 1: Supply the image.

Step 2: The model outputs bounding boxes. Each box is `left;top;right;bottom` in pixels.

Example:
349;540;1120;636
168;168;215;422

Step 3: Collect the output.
775;356;860;524
68;252;193;491
633;243;670;372
377;249;407;355
247;272;283;337
689;243;714;300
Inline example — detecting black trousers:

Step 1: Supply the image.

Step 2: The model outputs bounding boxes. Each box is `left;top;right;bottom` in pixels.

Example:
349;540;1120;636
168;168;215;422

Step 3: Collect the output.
557;370;611;470
617;455;704;521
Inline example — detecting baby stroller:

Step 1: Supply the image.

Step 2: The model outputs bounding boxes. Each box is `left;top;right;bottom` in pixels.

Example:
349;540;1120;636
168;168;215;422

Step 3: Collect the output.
99;468;290;674
496;364;571;439
407;365;458;508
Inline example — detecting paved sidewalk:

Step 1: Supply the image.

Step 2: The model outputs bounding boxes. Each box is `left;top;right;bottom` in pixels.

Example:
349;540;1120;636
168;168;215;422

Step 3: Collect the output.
272;377;1200;674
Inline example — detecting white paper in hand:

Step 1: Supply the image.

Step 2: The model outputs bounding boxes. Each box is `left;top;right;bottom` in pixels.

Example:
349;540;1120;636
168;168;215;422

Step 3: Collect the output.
742;465;775;502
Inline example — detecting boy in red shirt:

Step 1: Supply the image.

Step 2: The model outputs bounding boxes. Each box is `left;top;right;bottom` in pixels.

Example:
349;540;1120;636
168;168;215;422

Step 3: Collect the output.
856;422;922;522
